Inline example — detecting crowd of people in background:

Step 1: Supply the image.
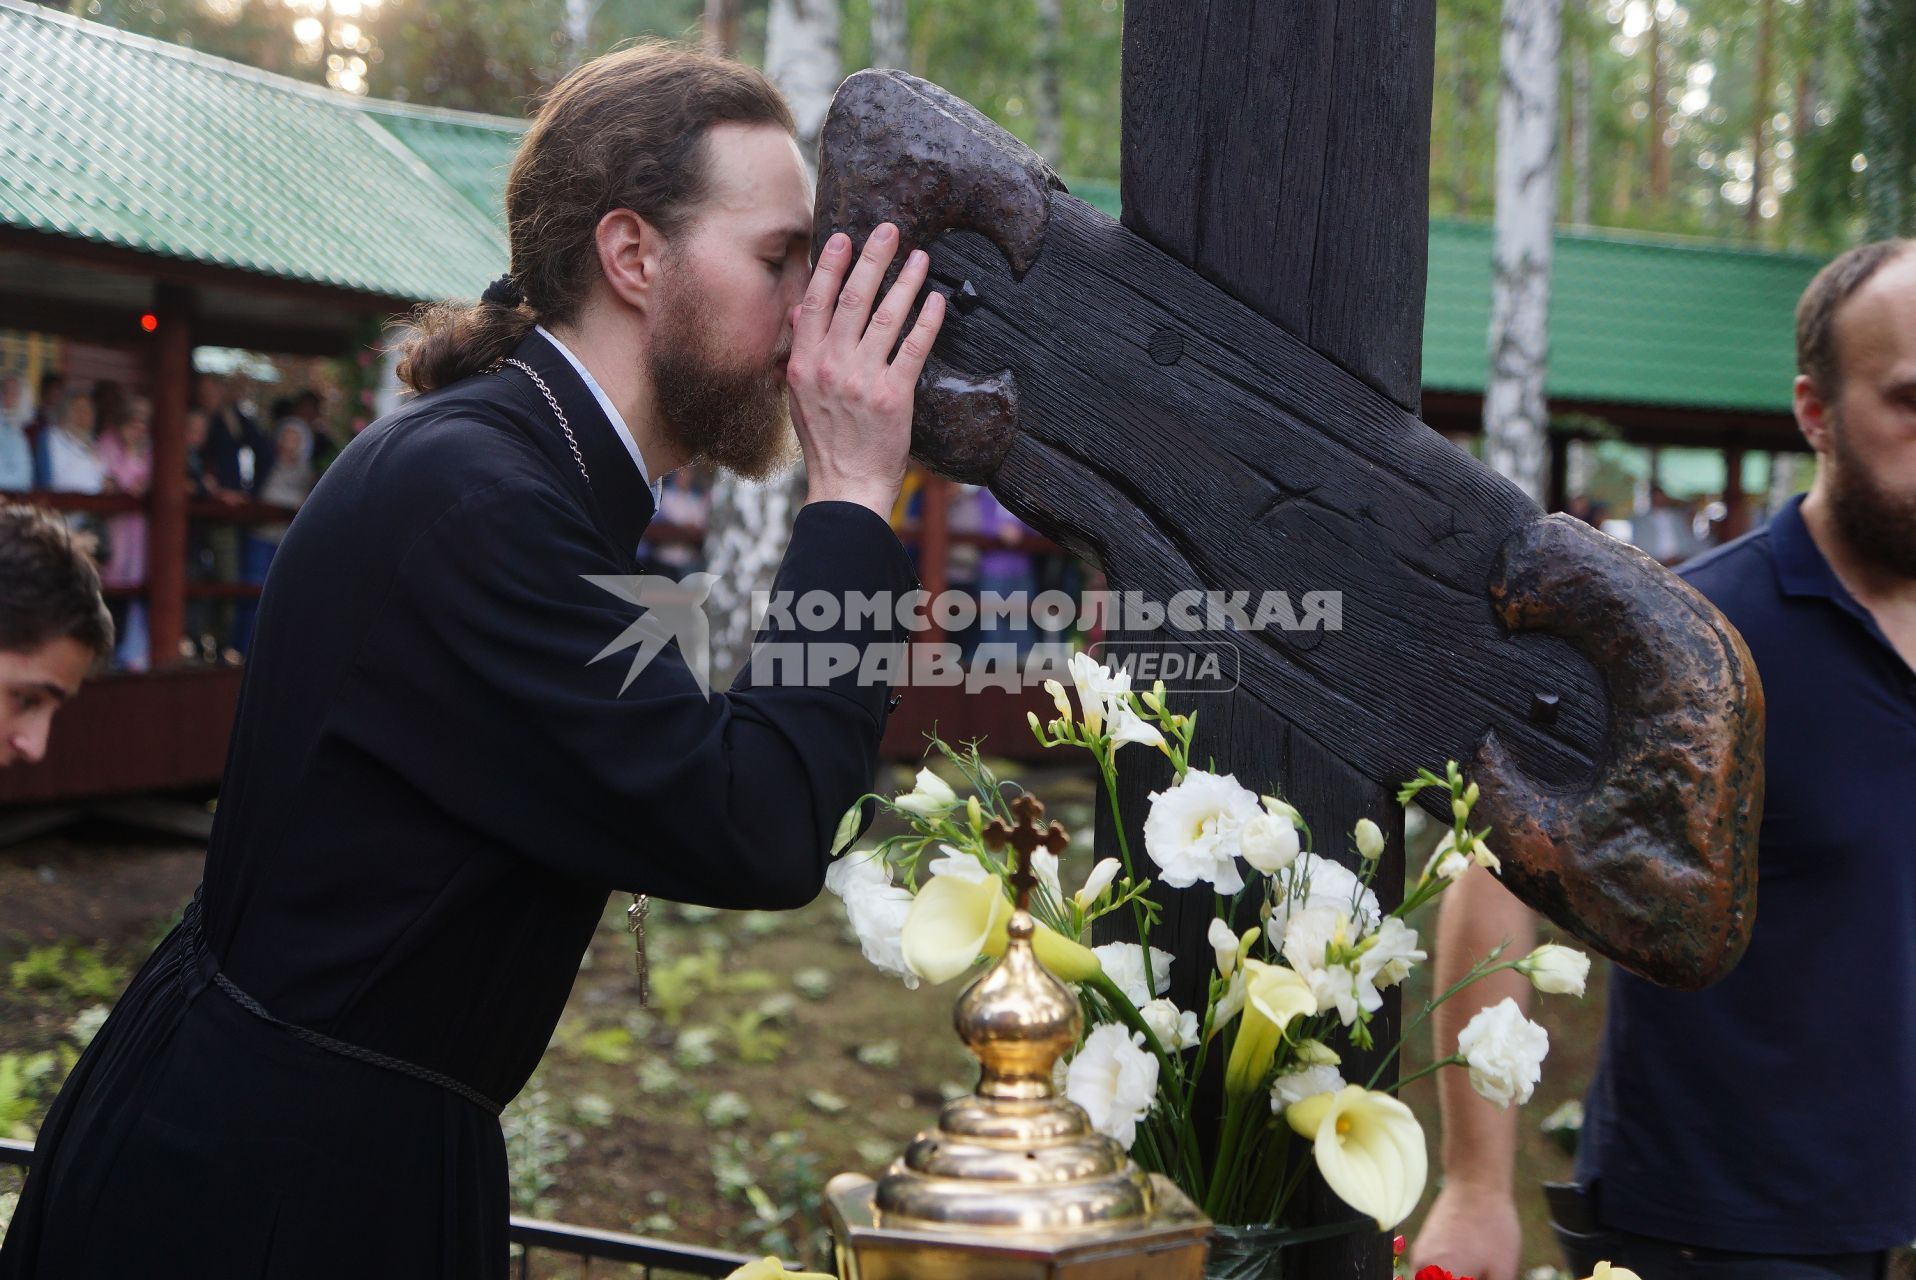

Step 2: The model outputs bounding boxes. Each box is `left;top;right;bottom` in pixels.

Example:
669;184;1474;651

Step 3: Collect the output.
0;369;329;669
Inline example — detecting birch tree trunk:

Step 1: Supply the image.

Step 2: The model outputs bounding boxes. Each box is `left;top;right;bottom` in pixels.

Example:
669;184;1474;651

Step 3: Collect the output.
563;0;599;70
1483;0;1562;503
702;0;843;686
870;0;909;71
1856;0;1916;238
1569;0;1591;225
703;0;739;57
1034;0;1065;164
1748;0;1776;235
1647;12;1670;204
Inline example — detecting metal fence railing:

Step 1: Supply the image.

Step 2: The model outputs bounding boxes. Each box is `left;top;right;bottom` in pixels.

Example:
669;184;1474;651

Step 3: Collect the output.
0;1137;760;1279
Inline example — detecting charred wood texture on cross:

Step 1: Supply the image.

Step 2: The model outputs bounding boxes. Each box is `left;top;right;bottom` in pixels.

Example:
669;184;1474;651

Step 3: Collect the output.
815;69;1762;991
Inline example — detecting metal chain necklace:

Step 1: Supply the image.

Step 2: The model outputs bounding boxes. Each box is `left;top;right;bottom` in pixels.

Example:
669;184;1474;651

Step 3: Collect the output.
495;356;649;1005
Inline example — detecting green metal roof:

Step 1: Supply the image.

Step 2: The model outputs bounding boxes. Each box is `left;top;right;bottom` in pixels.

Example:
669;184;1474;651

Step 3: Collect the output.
361;103;523;235
1424;220;1823;415
2;0;1825;416
0;0;507;303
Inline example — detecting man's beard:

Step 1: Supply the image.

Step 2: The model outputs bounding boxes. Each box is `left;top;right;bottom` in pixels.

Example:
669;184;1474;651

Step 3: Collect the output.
649;281;799;483
1828;413;1916;580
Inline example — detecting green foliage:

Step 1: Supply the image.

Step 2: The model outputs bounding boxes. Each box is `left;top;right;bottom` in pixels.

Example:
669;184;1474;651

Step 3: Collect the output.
9;941;126;1004
723;1010;789;1065
0;1051;59;1141
708;1130;831;1264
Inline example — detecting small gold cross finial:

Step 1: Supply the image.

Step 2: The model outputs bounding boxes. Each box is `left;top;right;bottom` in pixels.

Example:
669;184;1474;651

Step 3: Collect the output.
982;793;1071;912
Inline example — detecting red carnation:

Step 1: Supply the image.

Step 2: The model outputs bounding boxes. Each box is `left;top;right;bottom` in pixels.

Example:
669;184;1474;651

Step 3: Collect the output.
1414;1267;1476;1280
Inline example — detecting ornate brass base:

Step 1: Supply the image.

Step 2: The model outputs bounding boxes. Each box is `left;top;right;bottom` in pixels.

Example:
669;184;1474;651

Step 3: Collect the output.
828;1172;1211;1280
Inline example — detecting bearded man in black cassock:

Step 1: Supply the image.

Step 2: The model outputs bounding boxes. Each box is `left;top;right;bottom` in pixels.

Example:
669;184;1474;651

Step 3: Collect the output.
0;42;949;1280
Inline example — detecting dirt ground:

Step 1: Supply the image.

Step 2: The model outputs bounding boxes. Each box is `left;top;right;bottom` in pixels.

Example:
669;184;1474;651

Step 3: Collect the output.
7;768;1894;1279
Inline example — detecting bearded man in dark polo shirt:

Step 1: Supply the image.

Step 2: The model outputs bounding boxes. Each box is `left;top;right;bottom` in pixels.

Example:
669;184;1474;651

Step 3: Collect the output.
1414;238;1916;1280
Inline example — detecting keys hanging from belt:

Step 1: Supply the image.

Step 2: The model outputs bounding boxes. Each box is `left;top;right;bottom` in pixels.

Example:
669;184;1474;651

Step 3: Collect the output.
626;892;650;1005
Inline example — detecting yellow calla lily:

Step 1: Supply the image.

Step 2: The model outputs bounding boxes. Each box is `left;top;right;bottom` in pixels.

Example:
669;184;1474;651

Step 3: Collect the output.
901;873;1103;985
723;1258;834;1280
1223;958;1317;1098
1283;1084;1427;1231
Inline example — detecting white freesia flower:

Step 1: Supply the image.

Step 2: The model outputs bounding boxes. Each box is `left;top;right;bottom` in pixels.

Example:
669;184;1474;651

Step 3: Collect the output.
1358;916;1425;990
895;767;959;817
1294;1038;1341;1066
825;855;919;989
1353;818;1385;862
1065;1024;1159;1150
1140;998;1200;1051
1268;852;1381;939
1075;858;1122;909
1106;704;1167;752
1270;1063;1347;1111
1067;651;1132;736
1424;830;1472;882
1282;905;1378;1027
1092;941;1174;1007
1143;769;1264;893
1517;943;1591;997
1032;849;1065;910
1457;997;1550;1108
1210;969;1246;1036
1208;917;1240;976
1241;809;1302;875
1043;677;1073;725
1285;1085;1427;1231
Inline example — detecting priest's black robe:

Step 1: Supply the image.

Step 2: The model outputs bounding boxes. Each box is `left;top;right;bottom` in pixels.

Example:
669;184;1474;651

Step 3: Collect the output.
0;329;917;1278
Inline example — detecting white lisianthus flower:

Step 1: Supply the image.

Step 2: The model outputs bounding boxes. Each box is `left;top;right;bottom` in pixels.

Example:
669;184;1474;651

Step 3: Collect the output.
1353;817;1385;862
1517;944;1591;997
894;767;959;817
1208;917;1240;976
1241;809;1302;875
1270;1063;1347;1111
1357;916;1425;990
1457;997;1550;1108
1065;1025;1159;1150
1268;852;1381;939
825;855;919;989
1143;769;1264;893
1075;858;1122;910
1140;998;1200;1051
1284;1085;1427;1231
1092;941;1174;1007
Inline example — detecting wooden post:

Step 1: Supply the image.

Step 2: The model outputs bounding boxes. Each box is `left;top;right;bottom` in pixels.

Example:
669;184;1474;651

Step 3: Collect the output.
919;472;951;647
1721;445;1748;541
1111;5;1434;1273
146;283;193;669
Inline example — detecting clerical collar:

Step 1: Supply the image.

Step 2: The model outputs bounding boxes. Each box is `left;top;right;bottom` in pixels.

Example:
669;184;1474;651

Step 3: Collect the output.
534;324;663;510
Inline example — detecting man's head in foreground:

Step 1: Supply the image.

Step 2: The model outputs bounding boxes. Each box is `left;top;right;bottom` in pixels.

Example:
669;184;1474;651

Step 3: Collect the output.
1794;238;1916;580
401;41;812;481
0;503;113;766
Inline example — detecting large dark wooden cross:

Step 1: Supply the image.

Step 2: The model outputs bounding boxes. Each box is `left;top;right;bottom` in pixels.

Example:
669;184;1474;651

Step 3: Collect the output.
815;5;1763;1275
